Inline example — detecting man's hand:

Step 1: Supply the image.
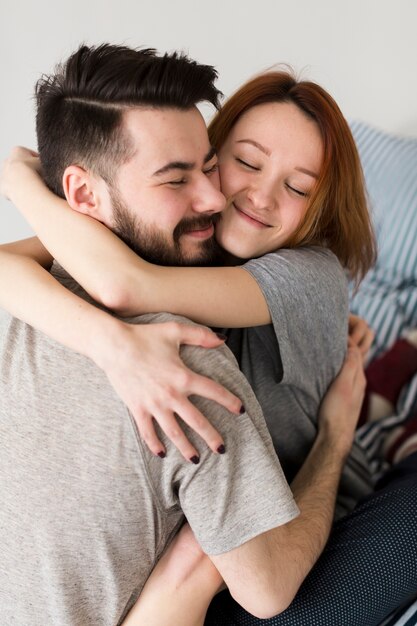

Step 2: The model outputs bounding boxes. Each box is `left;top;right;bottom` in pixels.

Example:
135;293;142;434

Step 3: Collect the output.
318;346;366;458
93;319;243;462
0;146;41;201
348;313;374;360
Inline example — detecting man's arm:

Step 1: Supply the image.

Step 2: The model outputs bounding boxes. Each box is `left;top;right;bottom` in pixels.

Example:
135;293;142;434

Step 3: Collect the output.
123;347;365;624
122;524;223;626
124;429;346;626
211;347;364;618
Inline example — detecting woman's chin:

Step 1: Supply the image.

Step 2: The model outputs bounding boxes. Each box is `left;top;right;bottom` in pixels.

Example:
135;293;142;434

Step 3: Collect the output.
215;229;256;261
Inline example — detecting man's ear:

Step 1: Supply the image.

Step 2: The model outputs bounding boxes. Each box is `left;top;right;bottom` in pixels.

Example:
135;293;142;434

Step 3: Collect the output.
62;165;103;219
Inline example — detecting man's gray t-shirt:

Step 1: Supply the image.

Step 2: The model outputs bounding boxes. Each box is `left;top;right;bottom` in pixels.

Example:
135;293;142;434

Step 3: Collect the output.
227;247;374;519
0;267;298;626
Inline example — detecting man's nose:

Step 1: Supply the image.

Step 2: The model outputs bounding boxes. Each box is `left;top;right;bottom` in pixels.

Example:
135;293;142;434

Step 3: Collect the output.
192;176;226;214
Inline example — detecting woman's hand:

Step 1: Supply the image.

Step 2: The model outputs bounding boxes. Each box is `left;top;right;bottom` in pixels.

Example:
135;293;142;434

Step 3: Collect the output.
0;146;41;201
93;319;243;462
348;313;374;360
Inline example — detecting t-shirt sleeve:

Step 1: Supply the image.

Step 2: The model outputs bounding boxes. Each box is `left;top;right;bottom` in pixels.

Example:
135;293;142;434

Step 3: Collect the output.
242;247;349;393
140;325;299;556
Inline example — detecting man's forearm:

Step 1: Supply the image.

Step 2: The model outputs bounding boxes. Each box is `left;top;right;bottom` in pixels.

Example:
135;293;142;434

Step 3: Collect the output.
286;430;347;573
236;430;348;616
122;524;223;626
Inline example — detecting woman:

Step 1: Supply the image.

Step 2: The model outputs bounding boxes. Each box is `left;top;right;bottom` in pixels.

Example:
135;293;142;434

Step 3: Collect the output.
1;69;379;623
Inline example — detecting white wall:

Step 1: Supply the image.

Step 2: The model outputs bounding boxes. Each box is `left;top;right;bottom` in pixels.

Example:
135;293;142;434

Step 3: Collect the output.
1;0;416;242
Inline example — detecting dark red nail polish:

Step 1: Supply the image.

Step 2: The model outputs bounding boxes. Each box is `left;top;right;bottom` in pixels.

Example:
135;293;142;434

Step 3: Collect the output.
216;332;227;341
157;451;166;459
190;455;200;465
217;444;226;454
239;405;246;415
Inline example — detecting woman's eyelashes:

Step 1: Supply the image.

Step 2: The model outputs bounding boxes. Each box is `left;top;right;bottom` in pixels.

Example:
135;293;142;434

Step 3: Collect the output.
235;157;260;171
286;183;308;197
235;158;308;198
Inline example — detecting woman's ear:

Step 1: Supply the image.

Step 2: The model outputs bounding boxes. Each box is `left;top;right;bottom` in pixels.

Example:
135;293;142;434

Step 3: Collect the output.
62;165;102;218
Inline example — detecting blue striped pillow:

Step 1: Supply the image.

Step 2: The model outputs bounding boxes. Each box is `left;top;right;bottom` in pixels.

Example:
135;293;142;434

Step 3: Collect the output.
350;121;417;360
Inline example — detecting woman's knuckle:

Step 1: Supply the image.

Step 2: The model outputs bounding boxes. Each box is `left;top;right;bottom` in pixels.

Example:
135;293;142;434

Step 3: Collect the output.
167;427;181;440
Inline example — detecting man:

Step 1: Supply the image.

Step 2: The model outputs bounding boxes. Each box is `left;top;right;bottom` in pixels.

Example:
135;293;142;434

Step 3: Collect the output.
0;44;364;625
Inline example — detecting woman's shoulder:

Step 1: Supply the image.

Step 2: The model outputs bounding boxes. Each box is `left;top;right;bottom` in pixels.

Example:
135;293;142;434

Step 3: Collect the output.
246;245;341;266
242;245;347;289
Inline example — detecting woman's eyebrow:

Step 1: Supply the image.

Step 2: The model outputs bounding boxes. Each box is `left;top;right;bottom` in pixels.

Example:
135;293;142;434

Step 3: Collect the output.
296;167;319;179
236;139;271;156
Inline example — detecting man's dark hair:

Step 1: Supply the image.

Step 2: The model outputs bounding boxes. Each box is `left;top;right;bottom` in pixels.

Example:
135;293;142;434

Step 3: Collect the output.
35;44;222;196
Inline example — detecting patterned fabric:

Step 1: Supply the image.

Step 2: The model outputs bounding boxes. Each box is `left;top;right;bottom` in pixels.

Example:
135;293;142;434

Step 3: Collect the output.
380;598;417;626
350;120;417;417
350;121;417;626
349;122;417;464
205;453;417;626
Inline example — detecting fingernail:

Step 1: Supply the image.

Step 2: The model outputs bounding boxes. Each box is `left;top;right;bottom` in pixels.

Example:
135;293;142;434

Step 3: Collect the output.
157;451;166;459
217;444;226;454
190;455;200;465
216;332;227;341
239;405;246;415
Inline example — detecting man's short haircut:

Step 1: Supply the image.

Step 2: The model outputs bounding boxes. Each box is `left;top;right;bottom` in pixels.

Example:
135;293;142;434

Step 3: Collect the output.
35;44;222;196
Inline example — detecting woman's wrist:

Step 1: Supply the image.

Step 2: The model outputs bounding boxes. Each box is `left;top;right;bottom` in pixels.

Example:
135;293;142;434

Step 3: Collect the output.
83;309;128;368
3;160;40;205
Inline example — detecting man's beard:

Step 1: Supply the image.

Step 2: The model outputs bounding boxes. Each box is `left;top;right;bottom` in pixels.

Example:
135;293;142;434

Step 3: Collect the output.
110;187;223;267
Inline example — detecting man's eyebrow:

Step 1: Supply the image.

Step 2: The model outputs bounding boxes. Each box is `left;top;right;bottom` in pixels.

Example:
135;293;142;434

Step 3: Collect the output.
153;147;217;177
153;161;194;176
236;139;271;156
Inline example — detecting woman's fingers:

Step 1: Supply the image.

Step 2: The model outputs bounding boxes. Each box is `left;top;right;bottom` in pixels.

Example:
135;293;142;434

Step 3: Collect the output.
150;410;201;463
101;320;243;462
188;371;244;416
169;321;227;349
171;397;226;455
132;397;228;462
133;412;167;458
348;313;374;358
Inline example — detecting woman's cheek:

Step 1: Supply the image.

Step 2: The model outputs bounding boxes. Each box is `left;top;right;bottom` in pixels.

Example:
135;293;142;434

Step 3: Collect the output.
218;162;239;196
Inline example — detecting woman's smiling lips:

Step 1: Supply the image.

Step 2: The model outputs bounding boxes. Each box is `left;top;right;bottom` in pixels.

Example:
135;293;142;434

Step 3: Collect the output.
233;202;272;228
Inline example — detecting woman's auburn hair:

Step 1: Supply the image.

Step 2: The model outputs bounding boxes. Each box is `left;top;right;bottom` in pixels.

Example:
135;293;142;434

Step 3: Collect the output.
208;70;377;283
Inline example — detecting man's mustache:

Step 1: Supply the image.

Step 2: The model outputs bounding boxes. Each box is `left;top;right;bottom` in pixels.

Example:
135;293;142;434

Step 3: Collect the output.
174;212;221;241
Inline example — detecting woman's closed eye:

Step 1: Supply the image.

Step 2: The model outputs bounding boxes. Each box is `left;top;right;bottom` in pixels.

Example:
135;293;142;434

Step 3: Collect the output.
235;157;260;171
286;183;308;197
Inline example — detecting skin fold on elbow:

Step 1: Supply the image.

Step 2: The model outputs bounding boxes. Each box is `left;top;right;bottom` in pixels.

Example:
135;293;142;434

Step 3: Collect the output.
95;278;133;315
229;577;296;620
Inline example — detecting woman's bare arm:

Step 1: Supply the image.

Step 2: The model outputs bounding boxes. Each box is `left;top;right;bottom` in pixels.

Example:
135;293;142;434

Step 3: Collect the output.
0;236;53;268
0;239;245;460
2;148;270;327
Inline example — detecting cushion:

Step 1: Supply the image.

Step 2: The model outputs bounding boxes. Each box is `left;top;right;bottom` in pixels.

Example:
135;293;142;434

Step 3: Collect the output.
349;121;417;363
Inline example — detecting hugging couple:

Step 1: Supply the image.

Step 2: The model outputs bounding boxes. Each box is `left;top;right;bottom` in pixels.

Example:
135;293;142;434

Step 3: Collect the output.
1;43;417;626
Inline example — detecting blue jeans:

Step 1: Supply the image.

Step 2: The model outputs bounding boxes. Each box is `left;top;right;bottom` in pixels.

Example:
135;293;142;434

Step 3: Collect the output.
205;452;417;626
